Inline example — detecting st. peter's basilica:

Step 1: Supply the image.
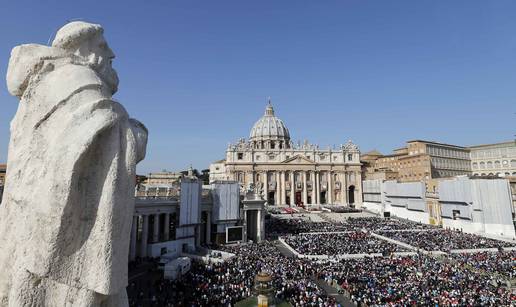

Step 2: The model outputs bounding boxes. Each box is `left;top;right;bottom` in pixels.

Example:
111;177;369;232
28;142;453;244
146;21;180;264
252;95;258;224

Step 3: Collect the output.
210;101;363;206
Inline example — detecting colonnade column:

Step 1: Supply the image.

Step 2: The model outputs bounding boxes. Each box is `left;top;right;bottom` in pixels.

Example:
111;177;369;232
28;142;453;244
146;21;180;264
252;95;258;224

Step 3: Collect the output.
328;171;333;204
289;172;295;206
153;213;160;242
164;213;170;241
302;172;308;205
243;209;248;242
206;212;211;244
140;215;149;258
129;216;138;261
315;171;320;204
256;209;262;242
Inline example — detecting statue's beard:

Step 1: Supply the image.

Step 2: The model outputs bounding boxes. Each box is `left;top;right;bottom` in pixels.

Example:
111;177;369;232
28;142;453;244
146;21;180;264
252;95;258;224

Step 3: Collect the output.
93;60;119;94
98;64;119;94
84;54;119;94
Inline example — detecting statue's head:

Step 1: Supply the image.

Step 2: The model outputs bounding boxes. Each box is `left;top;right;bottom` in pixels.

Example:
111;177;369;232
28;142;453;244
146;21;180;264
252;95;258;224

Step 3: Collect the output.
52;21;119;93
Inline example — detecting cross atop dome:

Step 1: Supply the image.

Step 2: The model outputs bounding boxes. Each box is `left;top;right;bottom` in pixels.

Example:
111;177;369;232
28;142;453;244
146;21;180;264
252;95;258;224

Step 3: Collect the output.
265;97;274;116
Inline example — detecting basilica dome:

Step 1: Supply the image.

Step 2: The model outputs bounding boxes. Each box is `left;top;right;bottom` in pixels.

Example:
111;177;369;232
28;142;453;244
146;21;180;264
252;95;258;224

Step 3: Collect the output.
249;102;290;146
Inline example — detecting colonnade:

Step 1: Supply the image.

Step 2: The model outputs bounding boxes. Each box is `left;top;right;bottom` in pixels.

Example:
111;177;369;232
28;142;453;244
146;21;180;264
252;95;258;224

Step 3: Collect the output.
129;212;175;260
249;170;360;206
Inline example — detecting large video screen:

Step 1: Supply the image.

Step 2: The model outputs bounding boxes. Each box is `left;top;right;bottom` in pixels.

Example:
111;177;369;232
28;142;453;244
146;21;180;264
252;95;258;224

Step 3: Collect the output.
226;226;244;243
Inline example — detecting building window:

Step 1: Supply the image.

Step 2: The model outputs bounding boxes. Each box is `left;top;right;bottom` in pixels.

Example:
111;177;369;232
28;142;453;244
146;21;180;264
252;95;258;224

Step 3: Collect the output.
215;167;219;171
237;153;243;160
348;154;353;161
271;142;275;149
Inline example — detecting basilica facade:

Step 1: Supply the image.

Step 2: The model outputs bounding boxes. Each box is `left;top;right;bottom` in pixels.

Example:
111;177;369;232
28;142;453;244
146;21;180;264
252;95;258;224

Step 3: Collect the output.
210;102;362;206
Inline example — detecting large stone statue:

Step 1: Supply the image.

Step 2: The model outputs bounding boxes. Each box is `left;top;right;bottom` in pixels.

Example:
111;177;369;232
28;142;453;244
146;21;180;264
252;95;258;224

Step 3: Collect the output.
0;21;148;306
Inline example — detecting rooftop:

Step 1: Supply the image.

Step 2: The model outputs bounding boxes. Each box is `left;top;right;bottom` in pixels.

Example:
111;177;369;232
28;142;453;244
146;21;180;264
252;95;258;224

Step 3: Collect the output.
406;139;468;149
468;140;516;149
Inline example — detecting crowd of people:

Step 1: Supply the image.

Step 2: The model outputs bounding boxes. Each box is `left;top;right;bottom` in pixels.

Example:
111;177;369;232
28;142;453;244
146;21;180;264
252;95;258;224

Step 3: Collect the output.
344;217;435;231
317;255;515;306
378;229;516;251
321;206;362;213
266;215;435;240
284;232;407;255
128;241;340;307
450;251;516;280
265;217;351;239
128;215;516;307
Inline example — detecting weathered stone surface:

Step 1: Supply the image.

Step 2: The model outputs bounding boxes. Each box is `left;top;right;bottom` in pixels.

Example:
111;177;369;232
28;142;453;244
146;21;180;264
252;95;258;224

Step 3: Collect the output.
0;21;147;306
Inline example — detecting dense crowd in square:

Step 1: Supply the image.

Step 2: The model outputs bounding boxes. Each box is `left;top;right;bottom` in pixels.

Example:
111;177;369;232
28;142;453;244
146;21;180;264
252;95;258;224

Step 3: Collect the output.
345;217;435;231
449;251;516;280
318;255;515;306
265;215;435;240
378;229;516;251
128;241;340;306
265;217;352;239
284;232;407;255
128;215;516;307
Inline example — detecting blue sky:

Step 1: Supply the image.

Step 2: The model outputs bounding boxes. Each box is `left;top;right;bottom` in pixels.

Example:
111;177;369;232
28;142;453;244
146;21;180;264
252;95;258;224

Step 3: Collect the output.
0;1;515;174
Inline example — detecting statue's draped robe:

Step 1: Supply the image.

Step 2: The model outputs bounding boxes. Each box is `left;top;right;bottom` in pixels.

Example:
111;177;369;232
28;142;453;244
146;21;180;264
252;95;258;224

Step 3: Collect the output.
0;45;147;306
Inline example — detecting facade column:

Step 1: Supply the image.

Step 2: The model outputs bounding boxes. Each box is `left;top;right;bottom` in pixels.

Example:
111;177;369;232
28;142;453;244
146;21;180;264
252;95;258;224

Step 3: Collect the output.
141;215;149;258
164;213;170;241
276;172;281;205
129;216;138;261
340;172;346;204
289;172;295;206
153;213;160;243
345;172;349;205
263;171;268;201
315;171;320;204
356;171;363;205
311;171;316;205
302;171;308;206
328;171;333;204
280;171;286;205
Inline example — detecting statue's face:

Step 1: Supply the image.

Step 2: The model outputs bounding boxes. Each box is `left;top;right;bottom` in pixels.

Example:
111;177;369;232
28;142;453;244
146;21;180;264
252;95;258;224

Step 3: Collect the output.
77;33;119;93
